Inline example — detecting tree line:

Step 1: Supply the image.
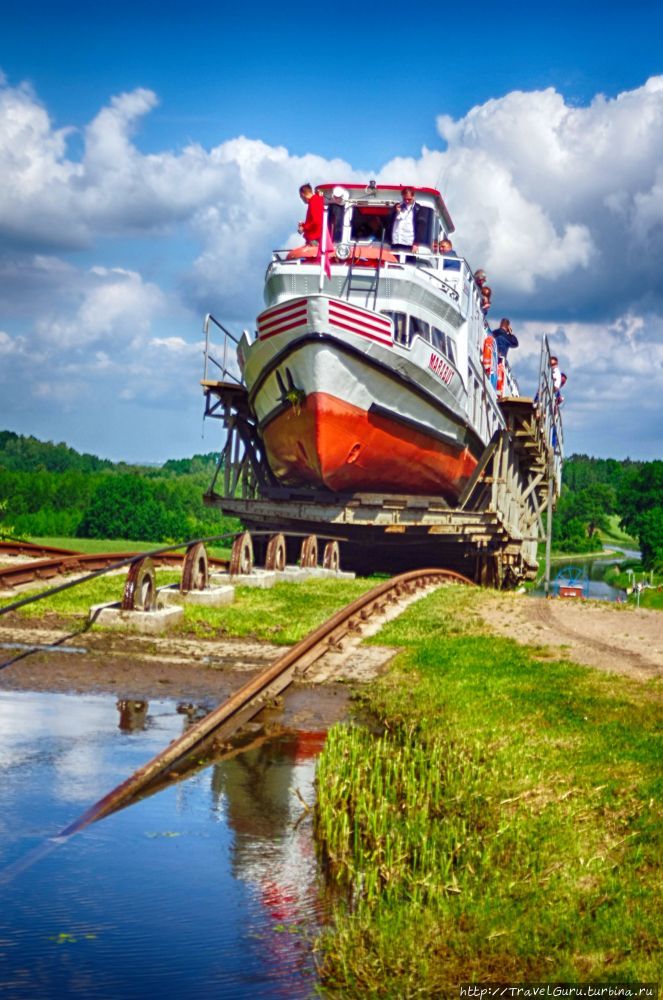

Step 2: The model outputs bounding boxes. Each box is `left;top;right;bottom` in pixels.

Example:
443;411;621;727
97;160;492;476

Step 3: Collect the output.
1;433;661;569
554;454;663;570
0;431;237;542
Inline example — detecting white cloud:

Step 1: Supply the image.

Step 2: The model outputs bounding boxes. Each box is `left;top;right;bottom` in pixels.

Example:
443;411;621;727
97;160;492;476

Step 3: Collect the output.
34;266;168;349
1;73;662;460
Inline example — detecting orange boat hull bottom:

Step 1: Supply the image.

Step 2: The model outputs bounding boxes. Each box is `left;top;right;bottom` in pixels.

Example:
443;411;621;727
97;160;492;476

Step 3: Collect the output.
261;392;478;499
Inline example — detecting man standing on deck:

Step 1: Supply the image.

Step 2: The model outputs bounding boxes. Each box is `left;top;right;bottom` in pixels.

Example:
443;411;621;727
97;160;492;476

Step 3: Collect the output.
492;317;519;361
298;184;324;245
388;187;424;252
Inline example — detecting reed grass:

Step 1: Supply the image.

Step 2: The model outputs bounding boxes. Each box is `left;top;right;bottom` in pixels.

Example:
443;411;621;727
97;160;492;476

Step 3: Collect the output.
313;585;661;996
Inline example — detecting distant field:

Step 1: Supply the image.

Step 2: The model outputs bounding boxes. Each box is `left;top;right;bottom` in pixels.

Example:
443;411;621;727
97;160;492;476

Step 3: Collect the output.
26;536;233;560
597;514;638;548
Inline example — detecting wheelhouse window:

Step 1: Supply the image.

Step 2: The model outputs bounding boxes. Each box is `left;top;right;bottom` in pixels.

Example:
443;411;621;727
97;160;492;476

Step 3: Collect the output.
327;203;345;243
350;208;389;243
414;206;434;248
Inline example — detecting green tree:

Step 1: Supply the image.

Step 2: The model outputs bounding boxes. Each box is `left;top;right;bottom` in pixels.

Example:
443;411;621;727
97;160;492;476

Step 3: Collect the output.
636;508;663;570
553;482;616;550
618;461;663;570
77;475;181;541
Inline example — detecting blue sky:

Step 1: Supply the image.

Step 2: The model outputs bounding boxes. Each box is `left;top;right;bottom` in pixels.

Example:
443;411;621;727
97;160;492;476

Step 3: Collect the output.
1;0;663;462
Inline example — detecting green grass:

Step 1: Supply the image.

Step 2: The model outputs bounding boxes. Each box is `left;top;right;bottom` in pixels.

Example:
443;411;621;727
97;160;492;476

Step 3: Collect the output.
604;560;663;610
314;585;662;996
24;535;233;560
180;578;378;644
597;515;639;549
25;535;158;553
0;567;378;643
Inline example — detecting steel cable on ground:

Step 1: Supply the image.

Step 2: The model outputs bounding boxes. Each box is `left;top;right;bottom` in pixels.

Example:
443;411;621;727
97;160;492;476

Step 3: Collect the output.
0;529;346;670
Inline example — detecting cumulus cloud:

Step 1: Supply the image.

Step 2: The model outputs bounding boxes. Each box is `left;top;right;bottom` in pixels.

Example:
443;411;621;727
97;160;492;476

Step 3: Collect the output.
1;72;662;460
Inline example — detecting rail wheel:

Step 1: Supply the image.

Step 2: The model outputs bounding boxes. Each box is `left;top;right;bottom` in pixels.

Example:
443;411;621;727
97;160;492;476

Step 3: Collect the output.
122;557;157;611
181;541;209;592
265;533;286;571
300;535;318;568
322;540;340;571
230;532;254;576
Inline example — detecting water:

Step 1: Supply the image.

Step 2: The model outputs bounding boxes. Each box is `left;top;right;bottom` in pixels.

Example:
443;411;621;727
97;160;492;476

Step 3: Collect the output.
0;691;324;999
533;549;637;602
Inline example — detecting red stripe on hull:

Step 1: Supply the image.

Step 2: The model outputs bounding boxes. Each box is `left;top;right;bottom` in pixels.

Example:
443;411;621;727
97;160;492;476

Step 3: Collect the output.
258;313;308;339
327;317;392;344
329;301;391;330
261;392;477;499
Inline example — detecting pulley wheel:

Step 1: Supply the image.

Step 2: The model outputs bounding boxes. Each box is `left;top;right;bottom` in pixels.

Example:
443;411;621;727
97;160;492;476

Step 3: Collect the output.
122;557;157;611
181;541;209;592
299;535;318;568
230;532;254;576
322;540;340;571
265;533;286;571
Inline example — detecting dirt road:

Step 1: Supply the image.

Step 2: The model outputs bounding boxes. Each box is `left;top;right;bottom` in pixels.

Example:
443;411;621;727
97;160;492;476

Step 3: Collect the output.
476;593;662;680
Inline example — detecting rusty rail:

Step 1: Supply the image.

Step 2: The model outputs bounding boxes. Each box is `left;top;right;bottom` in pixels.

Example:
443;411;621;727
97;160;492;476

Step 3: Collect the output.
60;567;472;834
0;548;228;590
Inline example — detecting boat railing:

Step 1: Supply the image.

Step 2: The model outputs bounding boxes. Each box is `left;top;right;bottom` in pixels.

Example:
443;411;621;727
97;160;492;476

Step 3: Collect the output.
502;358;520;398
469;356;504;443
202;313;242;385
534;336;564;488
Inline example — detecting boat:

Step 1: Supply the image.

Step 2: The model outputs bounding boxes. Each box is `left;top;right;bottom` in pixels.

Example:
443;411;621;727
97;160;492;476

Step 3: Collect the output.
235;182;517;503
201;182;563;586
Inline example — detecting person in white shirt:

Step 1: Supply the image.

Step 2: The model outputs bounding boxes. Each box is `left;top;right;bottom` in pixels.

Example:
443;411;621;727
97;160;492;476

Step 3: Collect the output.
388;187;422;251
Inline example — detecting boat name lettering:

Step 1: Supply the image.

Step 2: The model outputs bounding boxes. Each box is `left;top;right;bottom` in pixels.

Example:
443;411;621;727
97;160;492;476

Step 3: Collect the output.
428;351;454;385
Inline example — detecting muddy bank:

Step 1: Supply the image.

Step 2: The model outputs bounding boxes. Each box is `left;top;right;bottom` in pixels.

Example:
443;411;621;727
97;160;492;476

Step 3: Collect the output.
0;612;400;729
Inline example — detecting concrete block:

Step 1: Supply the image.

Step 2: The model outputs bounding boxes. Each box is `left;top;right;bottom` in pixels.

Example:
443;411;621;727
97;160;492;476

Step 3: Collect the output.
89;601;183;633
274;566;309;583
301;567;356;581
210;569;276;590
158;584;235;607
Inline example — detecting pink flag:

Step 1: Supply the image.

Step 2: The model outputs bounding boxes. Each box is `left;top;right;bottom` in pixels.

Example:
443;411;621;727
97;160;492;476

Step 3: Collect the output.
317;209;334;286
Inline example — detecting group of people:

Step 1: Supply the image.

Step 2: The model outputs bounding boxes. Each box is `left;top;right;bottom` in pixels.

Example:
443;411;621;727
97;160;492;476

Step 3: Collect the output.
297;184;445;254
298;183;567;410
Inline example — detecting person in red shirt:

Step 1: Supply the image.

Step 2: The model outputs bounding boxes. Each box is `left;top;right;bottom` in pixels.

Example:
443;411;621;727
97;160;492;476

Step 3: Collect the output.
298;183;324;245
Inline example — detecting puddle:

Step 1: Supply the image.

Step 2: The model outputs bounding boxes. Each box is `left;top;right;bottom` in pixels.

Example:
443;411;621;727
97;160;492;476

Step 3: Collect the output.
0;691;324;999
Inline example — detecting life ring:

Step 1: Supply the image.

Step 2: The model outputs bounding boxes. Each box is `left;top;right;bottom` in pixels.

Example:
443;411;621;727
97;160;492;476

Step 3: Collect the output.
496;360;505;396
350;243;399;267
482;335;498;387
286;245;319;260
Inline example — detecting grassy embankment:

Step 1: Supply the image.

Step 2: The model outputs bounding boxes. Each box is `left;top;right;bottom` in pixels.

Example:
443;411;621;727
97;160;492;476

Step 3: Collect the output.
0;553;378;643
314;585;661;995
1;548;660;989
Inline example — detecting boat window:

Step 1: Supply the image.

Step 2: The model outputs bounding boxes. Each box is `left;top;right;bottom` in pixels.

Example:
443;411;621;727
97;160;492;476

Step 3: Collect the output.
414;206;434;248
382;310;408;346
431;327;445;353
409;316;430;343
328;204;345;243
431;327;456;364
351;208;388;243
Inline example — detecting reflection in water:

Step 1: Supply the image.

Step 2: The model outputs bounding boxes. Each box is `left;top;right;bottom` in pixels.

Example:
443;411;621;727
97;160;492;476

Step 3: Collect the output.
0;691;324;999
116;699;148;731
212;733;327;990
534;551;634;602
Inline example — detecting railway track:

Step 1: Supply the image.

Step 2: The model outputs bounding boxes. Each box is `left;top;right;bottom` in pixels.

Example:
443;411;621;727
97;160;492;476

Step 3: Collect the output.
0;539;229;589
50;567;471;833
